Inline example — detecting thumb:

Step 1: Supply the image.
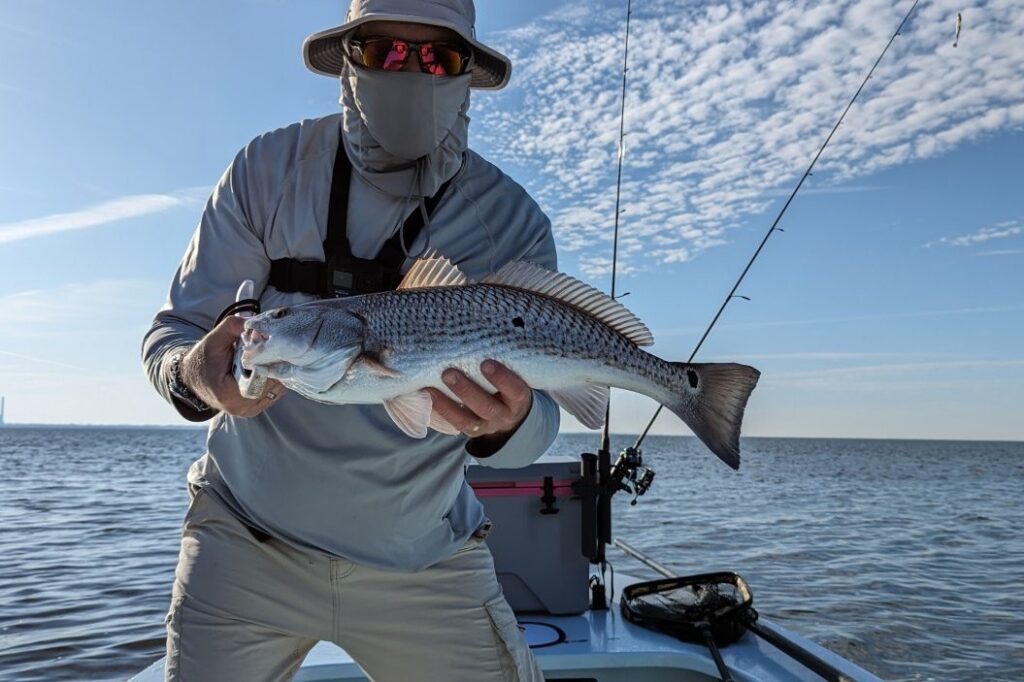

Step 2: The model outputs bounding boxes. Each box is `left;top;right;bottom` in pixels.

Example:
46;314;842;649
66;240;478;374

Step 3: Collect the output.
212;315;246;347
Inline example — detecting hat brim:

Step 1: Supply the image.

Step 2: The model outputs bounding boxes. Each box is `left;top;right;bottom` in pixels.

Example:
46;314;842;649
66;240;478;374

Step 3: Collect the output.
303;14;511;90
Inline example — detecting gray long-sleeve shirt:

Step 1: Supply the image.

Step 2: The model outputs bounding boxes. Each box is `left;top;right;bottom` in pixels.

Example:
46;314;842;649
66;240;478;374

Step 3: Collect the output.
142;114;559;571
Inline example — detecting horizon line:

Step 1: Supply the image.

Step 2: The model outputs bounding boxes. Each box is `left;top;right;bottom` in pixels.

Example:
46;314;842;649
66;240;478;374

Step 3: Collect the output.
1;422;1021;444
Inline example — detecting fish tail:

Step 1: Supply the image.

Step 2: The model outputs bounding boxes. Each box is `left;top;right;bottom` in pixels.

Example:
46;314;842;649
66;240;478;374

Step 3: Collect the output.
664;362;760;470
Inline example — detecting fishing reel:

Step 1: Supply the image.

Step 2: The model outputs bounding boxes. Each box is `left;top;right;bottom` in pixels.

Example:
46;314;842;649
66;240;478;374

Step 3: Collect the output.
576;444;657;609
610;446;656;506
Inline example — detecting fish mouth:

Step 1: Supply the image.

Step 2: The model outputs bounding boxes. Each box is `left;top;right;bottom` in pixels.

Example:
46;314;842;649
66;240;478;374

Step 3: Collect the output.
241;326;269;348
240;327;270;367
240;317;325;368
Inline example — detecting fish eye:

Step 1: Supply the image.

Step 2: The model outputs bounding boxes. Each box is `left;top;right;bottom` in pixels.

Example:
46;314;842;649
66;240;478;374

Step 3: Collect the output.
271;308;289;319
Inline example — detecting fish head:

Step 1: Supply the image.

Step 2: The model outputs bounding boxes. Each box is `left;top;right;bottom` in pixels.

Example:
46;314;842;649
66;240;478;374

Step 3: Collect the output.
240;300;366;370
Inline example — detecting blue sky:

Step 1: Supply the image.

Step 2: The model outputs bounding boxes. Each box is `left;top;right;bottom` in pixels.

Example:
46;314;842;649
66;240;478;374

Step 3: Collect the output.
0;0;1021;440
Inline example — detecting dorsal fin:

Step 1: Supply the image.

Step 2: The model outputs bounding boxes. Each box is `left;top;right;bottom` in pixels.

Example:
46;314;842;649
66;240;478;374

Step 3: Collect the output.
481;261;654;346
398;254;468;290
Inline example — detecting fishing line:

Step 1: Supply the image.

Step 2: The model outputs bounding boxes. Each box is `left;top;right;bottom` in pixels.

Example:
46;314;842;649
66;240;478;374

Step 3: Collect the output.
631;0;922;451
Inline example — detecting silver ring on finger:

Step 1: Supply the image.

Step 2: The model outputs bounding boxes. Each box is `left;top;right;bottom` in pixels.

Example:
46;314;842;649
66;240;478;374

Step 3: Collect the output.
265;390;278;401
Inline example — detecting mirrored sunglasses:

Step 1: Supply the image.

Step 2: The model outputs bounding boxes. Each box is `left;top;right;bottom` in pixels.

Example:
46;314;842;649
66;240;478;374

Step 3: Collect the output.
349;37;471;76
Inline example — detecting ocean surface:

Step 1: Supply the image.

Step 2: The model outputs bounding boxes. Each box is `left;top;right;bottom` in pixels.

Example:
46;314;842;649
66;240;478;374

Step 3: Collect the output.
0;427;1022;681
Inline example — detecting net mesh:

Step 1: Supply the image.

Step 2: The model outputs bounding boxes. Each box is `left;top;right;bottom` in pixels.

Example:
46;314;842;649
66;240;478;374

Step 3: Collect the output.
621;573;754;646
627;580;743;623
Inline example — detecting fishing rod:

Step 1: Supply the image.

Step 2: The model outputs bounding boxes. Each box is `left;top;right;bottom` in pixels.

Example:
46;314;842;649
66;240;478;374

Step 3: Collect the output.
581;0;921;604
631;0;922;451
600;0;634;458
580;0;636;604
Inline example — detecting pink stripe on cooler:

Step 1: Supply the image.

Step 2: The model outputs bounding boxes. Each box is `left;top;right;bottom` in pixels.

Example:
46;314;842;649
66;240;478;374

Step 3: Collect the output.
471;479;576;498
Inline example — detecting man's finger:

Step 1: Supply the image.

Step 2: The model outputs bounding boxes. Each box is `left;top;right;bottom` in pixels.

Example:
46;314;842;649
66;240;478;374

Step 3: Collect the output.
225;383;285;418
259;381;286;403
215;315;246;342
262;379;286;397
480;360;531;406
442;369;507;421
426;388;478;431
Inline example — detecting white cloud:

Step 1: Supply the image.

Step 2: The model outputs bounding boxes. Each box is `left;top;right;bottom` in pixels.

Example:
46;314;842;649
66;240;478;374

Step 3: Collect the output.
766;358;1024;391
976;249;1024;256
0;190;202;244
473;0;1024;275
653;303;1024;338
0;279;165;331
927;219;1023;247
0;19;40;38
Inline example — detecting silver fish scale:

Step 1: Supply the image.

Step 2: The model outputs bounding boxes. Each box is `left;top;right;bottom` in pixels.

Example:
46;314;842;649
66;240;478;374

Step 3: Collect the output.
352;284;671;385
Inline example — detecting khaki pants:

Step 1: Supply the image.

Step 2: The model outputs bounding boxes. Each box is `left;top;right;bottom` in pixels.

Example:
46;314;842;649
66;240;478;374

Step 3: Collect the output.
165;487;544;682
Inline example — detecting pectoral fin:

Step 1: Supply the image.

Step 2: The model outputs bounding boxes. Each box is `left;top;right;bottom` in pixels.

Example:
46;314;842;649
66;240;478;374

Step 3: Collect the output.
383;390;434;438
285;344;363;394
358;352;401;378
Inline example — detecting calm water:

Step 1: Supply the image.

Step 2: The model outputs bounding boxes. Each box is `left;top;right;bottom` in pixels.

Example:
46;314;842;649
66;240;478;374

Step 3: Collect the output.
0;427;1022;681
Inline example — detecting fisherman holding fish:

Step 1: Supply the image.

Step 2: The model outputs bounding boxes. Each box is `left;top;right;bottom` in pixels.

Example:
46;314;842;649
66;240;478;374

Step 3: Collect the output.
144;0;761;679
143;1;557;680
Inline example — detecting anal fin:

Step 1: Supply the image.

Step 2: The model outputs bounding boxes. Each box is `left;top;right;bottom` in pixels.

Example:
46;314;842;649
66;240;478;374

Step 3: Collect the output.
549;384;609;430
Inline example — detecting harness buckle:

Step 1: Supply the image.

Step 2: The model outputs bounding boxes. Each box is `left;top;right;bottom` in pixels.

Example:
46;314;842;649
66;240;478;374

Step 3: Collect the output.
325;254;400;298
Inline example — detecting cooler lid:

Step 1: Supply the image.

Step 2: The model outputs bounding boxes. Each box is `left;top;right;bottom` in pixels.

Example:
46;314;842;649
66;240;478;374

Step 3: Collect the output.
467;454;581;484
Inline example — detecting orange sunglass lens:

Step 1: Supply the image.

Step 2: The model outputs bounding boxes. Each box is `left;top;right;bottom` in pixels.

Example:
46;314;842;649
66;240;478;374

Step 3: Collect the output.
359;39;465;75
425;45;465;75
361;40;405;71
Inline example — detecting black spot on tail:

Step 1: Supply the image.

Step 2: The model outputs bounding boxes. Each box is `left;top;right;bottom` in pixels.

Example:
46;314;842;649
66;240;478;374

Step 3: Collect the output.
512;316;525;328
687;369;699;389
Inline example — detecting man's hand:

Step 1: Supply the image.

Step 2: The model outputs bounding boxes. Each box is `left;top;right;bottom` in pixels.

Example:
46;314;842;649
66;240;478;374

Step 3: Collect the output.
181;316;286;418
427;360;533;454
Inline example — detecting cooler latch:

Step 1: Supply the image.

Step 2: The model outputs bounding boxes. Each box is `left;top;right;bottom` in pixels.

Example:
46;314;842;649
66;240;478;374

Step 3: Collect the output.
540;476;559;515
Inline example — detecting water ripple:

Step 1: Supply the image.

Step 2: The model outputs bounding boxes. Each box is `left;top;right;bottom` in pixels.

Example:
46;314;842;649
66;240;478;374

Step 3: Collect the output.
1;428;1022;680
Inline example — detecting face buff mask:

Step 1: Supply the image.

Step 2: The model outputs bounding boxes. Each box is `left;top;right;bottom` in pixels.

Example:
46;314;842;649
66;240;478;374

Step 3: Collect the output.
345;64;471;163
339;63;471;259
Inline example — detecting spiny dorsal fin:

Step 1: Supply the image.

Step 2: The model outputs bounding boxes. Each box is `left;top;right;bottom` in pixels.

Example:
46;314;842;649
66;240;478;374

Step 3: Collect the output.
398;254;468;290
482;261;654;346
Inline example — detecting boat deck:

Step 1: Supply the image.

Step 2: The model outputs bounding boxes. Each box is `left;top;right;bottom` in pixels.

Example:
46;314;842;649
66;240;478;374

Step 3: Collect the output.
130;575;880;681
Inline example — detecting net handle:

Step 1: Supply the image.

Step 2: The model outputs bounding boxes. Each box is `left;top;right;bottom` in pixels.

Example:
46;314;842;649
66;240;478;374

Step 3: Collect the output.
700;626;736;682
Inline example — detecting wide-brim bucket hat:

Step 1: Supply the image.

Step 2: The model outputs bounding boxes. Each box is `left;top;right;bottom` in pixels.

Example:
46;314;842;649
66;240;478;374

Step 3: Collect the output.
304;0;512;90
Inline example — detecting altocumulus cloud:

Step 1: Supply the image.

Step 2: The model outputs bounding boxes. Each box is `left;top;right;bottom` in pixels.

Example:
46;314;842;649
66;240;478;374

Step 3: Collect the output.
471;0;1024;276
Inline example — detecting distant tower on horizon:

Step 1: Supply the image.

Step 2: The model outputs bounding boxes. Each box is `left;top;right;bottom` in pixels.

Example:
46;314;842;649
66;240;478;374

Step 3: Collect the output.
0;396;5;426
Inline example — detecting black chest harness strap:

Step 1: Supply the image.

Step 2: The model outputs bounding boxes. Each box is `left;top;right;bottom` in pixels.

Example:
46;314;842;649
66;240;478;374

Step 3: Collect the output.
267;145;451;299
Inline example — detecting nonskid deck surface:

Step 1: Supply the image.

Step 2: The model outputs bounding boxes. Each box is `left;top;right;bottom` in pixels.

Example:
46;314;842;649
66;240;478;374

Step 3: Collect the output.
130;576;880;682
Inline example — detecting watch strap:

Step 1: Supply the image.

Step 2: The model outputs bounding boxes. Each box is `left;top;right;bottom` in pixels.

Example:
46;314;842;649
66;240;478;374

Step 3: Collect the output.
167;349;211;413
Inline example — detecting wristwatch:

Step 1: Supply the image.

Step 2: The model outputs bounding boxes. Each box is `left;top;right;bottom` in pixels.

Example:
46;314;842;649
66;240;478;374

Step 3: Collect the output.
167;349;211;413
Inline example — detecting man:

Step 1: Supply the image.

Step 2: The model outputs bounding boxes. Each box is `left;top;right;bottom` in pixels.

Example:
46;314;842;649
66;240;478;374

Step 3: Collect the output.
141;1;558;680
